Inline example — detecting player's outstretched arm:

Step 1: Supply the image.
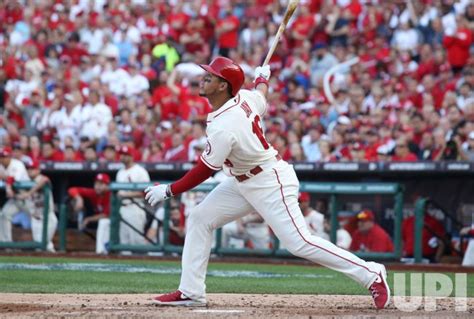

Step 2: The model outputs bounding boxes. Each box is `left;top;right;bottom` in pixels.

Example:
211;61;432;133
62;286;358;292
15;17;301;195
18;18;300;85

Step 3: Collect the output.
254;65;271;99
145;158;215;206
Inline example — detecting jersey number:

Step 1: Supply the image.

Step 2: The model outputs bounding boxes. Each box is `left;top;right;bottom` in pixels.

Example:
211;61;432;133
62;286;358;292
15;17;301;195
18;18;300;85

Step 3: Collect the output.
252;115;269;150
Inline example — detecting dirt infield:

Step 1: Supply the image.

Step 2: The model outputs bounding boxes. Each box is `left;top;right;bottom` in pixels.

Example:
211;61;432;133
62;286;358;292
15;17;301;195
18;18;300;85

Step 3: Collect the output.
0;293;472;318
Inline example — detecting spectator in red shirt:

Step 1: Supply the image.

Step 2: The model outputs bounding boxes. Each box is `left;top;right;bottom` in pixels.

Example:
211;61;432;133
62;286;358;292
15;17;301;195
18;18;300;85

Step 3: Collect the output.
350;142;367;162
291;5;315;48
166;203;186;246
68;173;111;254
182;80;212;122
40;141;64;161
147;200;186;246
215;4;239;57
402;211;446;263
166;3;190;41
164;134;188;162
68;173;111;227
60;33;88;66
350;209;394;253
443;15;473;74
392;138;418;161
63;145;83;162
411;113;428;146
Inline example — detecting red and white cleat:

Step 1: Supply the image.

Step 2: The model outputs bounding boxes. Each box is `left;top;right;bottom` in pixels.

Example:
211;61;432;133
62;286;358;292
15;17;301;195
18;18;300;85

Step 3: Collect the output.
152;290;206;307
369;265;391;309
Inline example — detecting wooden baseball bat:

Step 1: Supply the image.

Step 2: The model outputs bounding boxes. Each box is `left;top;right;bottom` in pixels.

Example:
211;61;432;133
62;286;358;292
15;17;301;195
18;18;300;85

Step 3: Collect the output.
263;0;299;66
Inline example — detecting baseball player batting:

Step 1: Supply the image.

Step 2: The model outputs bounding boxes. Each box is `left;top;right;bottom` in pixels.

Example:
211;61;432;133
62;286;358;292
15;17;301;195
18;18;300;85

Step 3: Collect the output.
145;57;390;309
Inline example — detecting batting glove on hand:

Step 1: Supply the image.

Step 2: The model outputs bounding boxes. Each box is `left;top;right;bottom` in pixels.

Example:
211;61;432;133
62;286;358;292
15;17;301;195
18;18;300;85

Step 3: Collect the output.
254;65;271;81
144;184;171;206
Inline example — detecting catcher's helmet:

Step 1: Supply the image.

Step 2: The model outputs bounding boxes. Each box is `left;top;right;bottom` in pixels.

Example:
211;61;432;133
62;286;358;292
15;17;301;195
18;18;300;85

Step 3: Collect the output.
199;57;244;96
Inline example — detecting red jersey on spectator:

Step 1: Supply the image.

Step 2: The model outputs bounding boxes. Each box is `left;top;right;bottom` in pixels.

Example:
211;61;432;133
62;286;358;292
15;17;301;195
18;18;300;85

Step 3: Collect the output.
443;28;473;69
152;85;180;120
103;93;119;116
345;0;363;21
60;43;88;66
7;108;25;130
417;59;436;81
167;11;189;41
360;10;383;42
402;214;446;258
291;12;315;47
350;224;394;253
182;93;212;121
68;187;111;217
391;153;418;162
2;3;23;24
216;14;239;49
40;150;64;162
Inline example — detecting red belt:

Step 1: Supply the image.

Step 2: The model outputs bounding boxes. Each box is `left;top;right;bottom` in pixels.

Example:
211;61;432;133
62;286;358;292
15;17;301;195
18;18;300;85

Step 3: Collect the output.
235;154;281;182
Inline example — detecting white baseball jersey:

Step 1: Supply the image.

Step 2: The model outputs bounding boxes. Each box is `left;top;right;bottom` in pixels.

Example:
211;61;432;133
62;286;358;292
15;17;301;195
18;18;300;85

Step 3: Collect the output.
80;102;112;140
49;106;81;144
126;73;150;97
116;163;150;184
1;158;30;181
201;90;278;176
116;163;150;246
171;88;387;305
0;160;31;244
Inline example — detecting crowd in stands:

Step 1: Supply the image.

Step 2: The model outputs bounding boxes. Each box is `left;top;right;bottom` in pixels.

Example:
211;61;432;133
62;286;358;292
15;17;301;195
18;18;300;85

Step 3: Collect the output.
1;0;474;164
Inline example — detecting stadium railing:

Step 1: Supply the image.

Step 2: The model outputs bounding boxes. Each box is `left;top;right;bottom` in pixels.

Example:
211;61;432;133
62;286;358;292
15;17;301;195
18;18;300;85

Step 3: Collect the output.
106;181;404;261
0;181;52;251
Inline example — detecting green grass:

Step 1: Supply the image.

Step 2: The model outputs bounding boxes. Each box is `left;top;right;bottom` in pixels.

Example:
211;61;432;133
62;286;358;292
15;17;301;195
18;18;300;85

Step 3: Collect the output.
0;256;472;296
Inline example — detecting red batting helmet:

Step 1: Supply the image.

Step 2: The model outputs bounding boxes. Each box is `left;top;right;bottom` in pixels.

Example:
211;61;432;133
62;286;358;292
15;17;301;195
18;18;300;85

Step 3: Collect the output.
199;57;244;96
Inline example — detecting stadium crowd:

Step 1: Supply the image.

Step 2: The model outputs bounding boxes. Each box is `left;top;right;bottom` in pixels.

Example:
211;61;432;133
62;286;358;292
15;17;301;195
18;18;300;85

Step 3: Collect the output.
1;0;474;165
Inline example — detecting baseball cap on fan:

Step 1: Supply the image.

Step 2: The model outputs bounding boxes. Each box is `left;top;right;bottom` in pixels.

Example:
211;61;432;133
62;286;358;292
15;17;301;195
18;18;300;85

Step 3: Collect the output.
356;209;375;221
298;192;310;202
118;145;133;156
95;173;111;184
0;146;12;157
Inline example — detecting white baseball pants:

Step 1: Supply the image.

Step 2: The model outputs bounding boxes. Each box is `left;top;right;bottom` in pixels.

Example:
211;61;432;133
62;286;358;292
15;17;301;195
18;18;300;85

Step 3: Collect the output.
31;213;57;252
119;204;146;245
179;161;381;302
0;199;24;242
96;218;110;254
